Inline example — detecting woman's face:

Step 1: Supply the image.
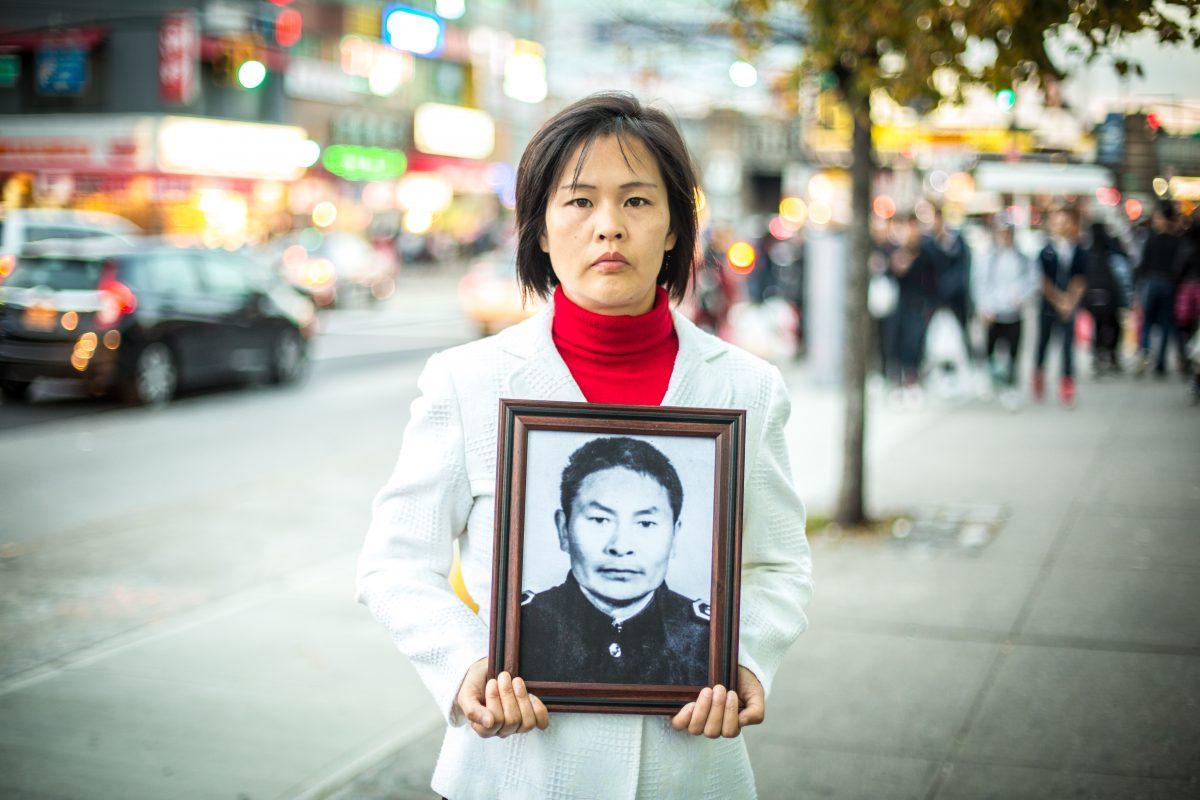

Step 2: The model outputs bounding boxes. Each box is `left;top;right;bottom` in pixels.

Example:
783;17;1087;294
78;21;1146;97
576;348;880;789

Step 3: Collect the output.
540;134;677;315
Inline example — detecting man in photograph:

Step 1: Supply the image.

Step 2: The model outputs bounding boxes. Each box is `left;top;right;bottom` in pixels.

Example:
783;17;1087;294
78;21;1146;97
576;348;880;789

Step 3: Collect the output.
520;437;710;686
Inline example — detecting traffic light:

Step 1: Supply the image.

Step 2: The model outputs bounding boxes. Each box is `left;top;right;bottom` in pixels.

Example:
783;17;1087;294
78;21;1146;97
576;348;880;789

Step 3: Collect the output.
275;8;302;48
213;39;267;89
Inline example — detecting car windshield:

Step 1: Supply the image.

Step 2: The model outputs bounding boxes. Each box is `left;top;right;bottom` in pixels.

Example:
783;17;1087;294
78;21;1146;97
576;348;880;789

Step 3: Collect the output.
5;257;105;290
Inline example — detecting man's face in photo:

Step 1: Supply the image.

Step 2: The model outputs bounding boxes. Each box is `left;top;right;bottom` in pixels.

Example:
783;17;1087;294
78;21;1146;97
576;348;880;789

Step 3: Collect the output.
556;466;680;605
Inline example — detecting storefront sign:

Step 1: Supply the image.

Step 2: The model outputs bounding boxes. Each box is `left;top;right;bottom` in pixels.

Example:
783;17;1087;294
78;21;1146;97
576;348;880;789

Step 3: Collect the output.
285;57;365;103
0;54;19;88
157;117;311;180
331;111;406;149
321;145;407;181
36;47;87;95
159;10;199;105
0;116;154;173
413;103;494;160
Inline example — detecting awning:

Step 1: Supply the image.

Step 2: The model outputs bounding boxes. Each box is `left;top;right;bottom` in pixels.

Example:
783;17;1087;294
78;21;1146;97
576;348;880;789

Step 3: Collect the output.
974;161;1113;195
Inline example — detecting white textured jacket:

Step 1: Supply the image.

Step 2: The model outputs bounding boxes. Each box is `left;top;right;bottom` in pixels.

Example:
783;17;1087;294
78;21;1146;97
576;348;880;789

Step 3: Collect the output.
356;302;813;800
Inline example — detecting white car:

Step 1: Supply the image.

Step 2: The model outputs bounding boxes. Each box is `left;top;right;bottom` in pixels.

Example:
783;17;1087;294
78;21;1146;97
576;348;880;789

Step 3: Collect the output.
1;209;140;280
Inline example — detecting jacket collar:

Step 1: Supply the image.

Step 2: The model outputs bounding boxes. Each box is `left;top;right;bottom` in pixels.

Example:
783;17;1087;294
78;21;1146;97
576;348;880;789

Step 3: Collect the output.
501;296;730;407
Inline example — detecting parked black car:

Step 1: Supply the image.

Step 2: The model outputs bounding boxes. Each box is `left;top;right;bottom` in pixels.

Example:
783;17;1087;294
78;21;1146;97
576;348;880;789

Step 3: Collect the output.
0;241;316;405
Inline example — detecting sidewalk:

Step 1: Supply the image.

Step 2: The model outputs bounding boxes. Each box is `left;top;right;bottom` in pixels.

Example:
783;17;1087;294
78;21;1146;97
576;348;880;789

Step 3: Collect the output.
322;372;1200;799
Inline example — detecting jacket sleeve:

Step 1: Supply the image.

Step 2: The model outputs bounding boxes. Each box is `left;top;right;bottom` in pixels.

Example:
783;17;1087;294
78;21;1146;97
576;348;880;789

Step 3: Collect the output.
737;366;813;699
355;352;488;727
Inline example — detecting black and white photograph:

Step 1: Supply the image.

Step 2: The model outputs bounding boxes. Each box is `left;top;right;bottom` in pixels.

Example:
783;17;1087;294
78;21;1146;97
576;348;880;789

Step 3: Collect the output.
517;431;716;687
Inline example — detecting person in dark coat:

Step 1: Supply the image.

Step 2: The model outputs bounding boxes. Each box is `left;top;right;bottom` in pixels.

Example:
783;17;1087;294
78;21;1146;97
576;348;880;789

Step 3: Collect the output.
1084;222;1132;375
929;206;974;361
1135;204;1184;377
888;214;940;388
520;436;709;686
1034;207;1088;406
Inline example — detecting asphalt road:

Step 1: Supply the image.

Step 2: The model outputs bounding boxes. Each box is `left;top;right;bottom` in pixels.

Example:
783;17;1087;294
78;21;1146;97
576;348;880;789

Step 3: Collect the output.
0;284;476;799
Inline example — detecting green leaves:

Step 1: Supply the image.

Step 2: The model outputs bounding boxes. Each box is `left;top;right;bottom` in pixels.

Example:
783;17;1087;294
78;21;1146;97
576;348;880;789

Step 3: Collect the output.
731;0;1200;108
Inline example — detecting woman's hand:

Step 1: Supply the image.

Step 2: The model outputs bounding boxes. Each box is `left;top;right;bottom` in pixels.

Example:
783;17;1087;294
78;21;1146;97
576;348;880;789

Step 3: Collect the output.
670;665;765;739
456;659;550;738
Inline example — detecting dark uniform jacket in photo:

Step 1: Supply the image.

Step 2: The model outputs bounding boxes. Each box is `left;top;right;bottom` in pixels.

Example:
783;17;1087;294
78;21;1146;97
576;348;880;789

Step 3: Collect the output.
519;571;710;686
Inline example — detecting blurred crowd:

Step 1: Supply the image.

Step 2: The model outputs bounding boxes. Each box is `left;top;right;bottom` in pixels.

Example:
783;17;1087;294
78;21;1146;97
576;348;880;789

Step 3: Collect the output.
859;201;1200;409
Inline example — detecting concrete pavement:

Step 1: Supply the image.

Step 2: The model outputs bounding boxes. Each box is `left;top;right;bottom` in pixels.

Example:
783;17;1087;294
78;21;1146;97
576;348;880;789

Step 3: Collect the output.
322;371;1200;799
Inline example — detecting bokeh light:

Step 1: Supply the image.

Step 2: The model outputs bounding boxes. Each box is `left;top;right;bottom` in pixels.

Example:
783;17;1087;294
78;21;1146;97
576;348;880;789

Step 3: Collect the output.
768;216;796;240
872;195;896;220
729;61;758;88
311;201;337;228
727;241;756;274
779;196;807;225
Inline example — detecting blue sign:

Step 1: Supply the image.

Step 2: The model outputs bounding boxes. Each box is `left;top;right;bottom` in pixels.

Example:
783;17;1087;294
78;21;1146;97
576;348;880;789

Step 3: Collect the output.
1096;112;1125;165
36;47;88;95
381;5;443;58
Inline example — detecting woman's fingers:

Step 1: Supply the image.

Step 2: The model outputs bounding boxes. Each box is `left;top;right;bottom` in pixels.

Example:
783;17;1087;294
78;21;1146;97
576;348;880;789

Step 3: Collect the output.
703;686;727;738
737;685;765;728
483;677;505;736
721;691;741;738
529;692;551;730
671;702;696;731
512;677;537;733
496;672;522;736
687;687;713;735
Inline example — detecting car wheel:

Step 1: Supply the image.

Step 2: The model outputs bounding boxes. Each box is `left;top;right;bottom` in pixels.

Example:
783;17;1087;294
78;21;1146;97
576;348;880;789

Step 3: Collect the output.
0;379;32;403
269;328;307;385
123;342;177;406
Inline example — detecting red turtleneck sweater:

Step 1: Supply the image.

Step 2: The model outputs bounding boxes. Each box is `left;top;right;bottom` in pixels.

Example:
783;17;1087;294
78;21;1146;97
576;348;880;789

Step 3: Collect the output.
551;285;679;405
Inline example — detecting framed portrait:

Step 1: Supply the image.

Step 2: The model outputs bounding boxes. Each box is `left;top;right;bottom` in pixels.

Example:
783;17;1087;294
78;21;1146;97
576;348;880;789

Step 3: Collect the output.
488;399;746;715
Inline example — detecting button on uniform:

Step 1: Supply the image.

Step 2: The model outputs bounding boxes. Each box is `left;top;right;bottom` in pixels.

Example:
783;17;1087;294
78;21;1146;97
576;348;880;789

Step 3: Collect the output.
520;572;709;685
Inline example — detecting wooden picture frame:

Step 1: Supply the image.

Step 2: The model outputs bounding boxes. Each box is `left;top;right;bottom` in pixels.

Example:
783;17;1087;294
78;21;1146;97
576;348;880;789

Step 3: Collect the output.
488;399;746;715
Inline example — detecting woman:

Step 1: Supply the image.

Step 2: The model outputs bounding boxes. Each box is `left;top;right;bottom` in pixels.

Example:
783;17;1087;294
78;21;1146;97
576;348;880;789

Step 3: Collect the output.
974;223;1035;403
355;93;812;799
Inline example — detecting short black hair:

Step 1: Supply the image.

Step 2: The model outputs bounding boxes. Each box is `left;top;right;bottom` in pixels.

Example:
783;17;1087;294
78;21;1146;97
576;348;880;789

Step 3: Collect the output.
514;92;699;303
559;437;683;523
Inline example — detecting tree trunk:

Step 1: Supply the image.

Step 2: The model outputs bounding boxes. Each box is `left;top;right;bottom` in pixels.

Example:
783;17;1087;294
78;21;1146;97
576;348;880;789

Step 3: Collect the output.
834;91;873;527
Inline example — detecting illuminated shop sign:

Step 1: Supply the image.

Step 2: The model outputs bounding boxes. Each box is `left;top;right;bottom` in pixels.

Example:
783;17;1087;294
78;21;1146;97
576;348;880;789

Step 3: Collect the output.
413;103;494;160
321;145;408;182
381;4;443;57
157;117;311;180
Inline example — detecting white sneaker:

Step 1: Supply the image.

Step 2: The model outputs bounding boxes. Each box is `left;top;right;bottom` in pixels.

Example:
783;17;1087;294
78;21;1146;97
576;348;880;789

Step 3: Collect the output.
1000;389;1022;412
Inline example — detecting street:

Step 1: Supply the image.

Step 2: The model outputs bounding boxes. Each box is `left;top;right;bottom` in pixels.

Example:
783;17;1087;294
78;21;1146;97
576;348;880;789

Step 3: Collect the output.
0;274;475;799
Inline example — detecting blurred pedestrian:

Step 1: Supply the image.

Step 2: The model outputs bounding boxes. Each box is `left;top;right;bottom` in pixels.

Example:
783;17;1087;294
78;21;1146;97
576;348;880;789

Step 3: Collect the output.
889;214;939;391
692;225;739;337
1134;203;1183;378
355;92;811;800
974;223;1035;406
868;217;899;381
928;206;974;362
1084;221;1132;375
1175;212;1200;381
1034;206;1087;406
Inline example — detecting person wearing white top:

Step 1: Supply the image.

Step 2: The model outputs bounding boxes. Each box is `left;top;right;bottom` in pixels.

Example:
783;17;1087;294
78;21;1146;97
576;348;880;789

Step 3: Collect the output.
355;93;812;800
974;224;1037;399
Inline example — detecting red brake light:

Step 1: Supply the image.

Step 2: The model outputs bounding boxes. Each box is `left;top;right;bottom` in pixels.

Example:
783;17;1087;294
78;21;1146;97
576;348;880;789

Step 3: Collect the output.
97;262;137;326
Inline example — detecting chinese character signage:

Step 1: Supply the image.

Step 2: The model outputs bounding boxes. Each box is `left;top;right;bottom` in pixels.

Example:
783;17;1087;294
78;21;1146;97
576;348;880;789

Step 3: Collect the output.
159;10;199;105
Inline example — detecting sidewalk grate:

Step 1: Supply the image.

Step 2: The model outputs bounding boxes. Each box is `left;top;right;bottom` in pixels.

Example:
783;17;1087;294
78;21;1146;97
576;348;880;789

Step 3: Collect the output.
888;503;1008;554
